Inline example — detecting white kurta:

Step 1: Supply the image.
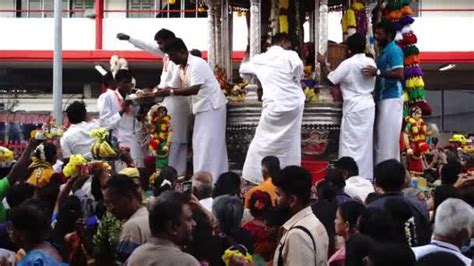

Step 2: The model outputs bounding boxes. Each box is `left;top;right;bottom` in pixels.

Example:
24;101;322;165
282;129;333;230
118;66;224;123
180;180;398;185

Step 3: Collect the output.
180;55;228;182
239;45;305;184
97;89;144;168
327;53;377;180
128;37;191;175
60;120;99;159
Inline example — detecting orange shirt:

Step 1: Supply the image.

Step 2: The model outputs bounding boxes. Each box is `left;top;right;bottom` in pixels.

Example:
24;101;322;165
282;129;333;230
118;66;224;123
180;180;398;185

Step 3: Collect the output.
244;178;277;208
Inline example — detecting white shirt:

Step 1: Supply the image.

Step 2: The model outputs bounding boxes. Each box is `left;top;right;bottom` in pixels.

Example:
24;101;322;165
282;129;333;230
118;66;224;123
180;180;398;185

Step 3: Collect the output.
327;53;377;113
128;37;191;143
344;175;375;202
180;55;227;114
97;89;144;167
240;45;305;112
199;197;214;213
412;240;472;266
60;121;99;159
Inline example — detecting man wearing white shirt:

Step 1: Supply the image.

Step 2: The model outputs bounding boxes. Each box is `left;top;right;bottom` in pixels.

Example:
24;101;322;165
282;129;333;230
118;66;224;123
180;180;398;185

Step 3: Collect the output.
97;69;144;168
318;33;377;180
239;33;305;185
334;157;374;202
412;198;473;266
60;101;99;161
157;38;228;182
117;29;191;176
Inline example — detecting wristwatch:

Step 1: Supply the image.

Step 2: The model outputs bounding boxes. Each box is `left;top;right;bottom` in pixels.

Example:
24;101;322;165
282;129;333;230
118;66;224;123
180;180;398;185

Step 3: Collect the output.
169;89;175;96
376;69;382;77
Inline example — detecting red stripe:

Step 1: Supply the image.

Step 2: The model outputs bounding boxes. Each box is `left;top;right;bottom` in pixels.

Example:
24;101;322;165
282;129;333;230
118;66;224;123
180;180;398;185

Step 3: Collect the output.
0;50;472;63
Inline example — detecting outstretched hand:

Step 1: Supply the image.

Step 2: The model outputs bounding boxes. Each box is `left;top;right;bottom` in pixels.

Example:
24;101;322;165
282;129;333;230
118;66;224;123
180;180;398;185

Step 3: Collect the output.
117;33;130;41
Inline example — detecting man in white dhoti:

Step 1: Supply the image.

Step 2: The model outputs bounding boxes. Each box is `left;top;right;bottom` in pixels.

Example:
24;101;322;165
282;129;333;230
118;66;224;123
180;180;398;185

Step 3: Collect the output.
97;69;144;168
318;33;377;180
156;38;228;182
239;33;305;185
117;29;191;176
362;22;405;164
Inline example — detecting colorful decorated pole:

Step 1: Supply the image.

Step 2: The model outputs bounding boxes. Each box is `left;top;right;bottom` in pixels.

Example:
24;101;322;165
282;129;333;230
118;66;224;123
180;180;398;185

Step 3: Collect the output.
206;0;217;70
384;0;431;116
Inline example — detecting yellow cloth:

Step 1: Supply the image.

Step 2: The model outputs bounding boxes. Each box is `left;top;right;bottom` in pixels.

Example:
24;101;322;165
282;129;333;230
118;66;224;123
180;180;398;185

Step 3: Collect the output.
26;166;55;187
244;178;277;208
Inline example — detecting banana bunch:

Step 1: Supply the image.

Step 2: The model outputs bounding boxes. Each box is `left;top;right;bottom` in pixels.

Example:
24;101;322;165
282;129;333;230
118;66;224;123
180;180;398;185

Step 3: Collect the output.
89;128;117;159
304;87;317;103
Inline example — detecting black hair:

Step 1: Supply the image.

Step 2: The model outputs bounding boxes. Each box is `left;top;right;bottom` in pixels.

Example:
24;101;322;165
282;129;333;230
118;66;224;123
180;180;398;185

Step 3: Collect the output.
154;28;176;41
102;71;115;87
51;195;83;255
374;159;406;192
384;198;417;246
36;176;61;216
375;21;397;40
212;172;241;198
248;190;273;218
440;161;462;185
66;101;87;124
271;33;291;45
162;38;188;54
104;174;141;200
358;207;395;242
335;156;359;177
115;69;133;83
190;49;202;58
33;142;57;164
325;168;346;191
365;192;382;205
261;156;280;179
433;185;458;219
6;183;35;209
416;251;465;266
347;33;367;54
272;166;312;205
368;242;416;266
10;199;51;244
458;185;474;206
149;191;187;235
153;166;178;197
339;201;366;231
316;179;337;201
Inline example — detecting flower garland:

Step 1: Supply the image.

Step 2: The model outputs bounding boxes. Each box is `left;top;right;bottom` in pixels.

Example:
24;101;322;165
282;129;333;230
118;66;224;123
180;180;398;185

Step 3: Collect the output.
63;154;87;178
278;0;289;33
147;105;172;163
342;2;367;40
384;0;431;116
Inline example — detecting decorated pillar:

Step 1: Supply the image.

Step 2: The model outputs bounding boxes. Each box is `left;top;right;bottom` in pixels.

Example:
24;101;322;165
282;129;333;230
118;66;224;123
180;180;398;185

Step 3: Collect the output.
318;0;329;56
244;0;262;102
206;0;216;70
215;1;223;68
249;0;262;58
313;0;321;79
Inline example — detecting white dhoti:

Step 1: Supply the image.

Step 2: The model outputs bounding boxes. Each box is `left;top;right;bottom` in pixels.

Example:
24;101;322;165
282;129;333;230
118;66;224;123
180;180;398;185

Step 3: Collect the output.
242;104;304;184
163;96;192;176
374;98;403;165
193;105;228;182
339;107;375;180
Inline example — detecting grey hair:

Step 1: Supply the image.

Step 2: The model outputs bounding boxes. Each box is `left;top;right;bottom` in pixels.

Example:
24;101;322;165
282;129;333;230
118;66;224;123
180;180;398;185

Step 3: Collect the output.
433;198;474;238
212;195;243;235
192;179;213;198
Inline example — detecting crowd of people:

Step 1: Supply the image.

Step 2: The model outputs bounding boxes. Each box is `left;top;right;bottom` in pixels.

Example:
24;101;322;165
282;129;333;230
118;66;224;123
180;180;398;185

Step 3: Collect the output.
0;138;473;266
